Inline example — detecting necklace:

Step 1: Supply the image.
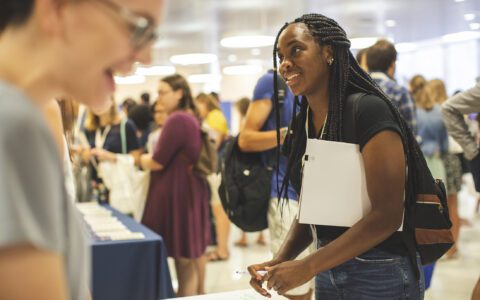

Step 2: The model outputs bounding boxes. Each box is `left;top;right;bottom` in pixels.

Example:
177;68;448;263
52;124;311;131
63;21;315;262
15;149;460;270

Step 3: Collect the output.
318;115;328;139
306;106;328;140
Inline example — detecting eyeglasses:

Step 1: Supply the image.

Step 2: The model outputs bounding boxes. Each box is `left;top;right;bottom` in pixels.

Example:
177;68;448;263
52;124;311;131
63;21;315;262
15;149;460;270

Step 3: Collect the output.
93;0;159;50
158;89;173;96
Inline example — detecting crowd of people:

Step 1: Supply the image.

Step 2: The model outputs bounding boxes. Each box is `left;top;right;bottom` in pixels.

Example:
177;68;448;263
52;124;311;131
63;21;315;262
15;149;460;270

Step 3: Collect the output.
1;1;480;300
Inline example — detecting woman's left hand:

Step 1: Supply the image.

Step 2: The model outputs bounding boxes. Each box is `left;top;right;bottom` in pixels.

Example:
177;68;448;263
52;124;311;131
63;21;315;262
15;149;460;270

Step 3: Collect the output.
263;259;314;296
91;148;116;162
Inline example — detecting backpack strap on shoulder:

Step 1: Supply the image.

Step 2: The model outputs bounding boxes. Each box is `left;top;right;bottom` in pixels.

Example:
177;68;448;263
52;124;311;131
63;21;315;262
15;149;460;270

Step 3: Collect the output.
343;92;365;143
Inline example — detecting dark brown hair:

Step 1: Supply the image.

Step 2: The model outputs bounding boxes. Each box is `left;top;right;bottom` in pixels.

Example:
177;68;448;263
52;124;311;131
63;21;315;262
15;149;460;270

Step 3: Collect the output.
366;39;397;72
161;74;199;117
195;92;220;112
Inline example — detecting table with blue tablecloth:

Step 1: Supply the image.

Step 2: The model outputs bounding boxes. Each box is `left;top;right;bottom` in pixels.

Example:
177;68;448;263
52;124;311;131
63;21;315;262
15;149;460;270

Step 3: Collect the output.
88;205;175;300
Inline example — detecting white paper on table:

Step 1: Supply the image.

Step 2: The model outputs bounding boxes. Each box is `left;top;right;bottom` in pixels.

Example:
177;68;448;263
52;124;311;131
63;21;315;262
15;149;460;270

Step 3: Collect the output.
103;232;145;241
89;223;127;232
298;138;372;227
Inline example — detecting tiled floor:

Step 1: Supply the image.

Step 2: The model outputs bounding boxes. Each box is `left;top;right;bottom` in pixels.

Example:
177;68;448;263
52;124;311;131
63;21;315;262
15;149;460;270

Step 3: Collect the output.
169;176;480;299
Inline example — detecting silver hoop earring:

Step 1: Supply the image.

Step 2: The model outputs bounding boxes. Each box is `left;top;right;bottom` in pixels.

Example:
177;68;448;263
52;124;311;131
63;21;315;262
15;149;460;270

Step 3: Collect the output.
328;58;334;66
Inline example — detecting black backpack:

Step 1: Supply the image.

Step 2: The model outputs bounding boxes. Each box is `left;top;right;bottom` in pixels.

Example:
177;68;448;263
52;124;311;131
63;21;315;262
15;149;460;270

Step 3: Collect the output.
218;75;287;232
345;93;454;266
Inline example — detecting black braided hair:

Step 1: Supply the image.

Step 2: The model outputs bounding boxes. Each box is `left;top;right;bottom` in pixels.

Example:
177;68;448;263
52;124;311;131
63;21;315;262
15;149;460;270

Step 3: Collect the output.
273;13;424;220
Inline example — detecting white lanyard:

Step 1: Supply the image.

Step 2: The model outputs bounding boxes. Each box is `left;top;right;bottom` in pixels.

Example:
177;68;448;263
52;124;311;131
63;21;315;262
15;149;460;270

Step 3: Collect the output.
301;106;327;166
95;125;111;149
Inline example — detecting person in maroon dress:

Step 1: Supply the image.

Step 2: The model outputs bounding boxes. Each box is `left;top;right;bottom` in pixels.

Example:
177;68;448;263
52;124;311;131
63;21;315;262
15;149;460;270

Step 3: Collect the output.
140;74;210;297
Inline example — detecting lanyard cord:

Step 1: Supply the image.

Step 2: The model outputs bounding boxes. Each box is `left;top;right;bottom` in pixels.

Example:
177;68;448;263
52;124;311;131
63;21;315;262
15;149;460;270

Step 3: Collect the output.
305;106;328;140
95;125;111;149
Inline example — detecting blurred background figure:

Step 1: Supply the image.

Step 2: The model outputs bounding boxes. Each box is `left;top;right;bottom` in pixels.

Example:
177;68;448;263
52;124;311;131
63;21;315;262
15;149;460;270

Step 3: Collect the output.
121;97;137;117
128;104;154;152
410;75;427;105
232;97;267;248
367;39;417;134
141;74;211;297
415;78;449;291
428;79;463;259
140;92;151;106
147;99;168;154
195;92;231;262
356;47;369;72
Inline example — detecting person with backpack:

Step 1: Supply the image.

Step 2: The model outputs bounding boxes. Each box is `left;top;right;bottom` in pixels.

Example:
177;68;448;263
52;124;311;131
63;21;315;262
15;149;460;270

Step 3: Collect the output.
140;74;211;297
248;14;452;299
238;69;313;299
233;97;267;248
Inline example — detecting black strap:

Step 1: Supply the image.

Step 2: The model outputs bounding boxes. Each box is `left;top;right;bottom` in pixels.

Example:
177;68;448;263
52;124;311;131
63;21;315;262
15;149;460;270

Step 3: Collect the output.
343;92;365;143
275;74;287;107
269;72;287;168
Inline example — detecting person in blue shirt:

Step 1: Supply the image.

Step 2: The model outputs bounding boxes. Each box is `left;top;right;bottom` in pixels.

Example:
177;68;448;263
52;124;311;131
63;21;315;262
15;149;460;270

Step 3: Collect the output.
367;39;417;135
239;69;313;299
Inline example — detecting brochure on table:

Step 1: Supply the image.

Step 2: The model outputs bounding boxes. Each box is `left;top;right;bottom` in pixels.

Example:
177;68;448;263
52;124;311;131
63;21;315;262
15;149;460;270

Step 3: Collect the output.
76;202;145;241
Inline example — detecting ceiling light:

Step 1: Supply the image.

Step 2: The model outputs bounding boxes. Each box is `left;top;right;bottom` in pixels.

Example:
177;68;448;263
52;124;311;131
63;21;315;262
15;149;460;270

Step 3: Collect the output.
170;53;217;65
187;74;221;83
114;75;146;85
251;48;261;56
135;66;175;76
221;35;275;48
470;23;480;30
385;20;396;27
442;31;480;43
350;37;394;50
223;65;263;75
454;0;465;2
464;13;476;21
395;43;417;52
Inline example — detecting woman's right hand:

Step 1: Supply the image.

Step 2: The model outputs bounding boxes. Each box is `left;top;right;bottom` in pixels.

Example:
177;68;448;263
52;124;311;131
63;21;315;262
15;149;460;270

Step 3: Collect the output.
80;148;92;163
248;259;283;298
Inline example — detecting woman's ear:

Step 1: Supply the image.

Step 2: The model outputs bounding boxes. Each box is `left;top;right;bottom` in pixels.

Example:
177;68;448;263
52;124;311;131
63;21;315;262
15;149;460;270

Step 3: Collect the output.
322;45;333;62
36;0;64;35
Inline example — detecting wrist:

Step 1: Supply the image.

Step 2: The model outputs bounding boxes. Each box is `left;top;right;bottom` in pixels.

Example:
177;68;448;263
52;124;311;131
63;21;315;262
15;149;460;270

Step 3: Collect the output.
302;254;317;279
272;252;289;264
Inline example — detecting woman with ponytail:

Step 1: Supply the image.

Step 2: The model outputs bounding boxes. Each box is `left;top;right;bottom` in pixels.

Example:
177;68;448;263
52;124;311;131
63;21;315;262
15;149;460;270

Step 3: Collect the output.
248;14;425;299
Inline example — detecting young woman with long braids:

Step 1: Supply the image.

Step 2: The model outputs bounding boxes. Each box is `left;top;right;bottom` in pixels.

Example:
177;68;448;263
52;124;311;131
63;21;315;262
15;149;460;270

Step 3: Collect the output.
249;14;425;299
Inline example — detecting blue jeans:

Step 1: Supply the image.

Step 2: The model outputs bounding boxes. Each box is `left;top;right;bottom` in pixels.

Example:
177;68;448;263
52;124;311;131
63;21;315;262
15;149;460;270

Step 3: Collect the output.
315;241;425;300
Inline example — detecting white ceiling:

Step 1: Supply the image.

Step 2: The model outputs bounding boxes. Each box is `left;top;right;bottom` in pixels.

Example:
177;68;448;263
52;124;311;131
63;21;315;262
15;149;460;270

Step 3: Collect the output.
150;0;480;70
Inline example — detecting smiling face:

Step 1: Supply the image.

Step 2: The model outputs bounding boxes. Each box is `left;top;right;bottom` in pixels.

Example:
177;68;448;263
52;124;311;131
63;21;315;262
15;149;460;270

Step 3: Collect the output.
277;23;332;98
56;0;164;112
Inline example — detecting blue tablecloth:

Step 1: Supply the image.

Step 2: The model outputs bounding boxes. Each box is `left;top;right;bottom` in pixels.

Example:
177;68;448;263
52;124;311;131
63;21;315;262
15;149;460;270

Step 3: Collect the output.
90;205;175;300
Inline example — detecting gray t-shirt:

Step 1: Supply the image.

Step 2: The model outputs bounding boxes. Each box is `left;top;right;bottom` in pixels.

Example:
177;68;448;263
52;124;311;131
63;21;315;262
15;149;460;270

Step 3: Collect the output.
0;81;90;300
